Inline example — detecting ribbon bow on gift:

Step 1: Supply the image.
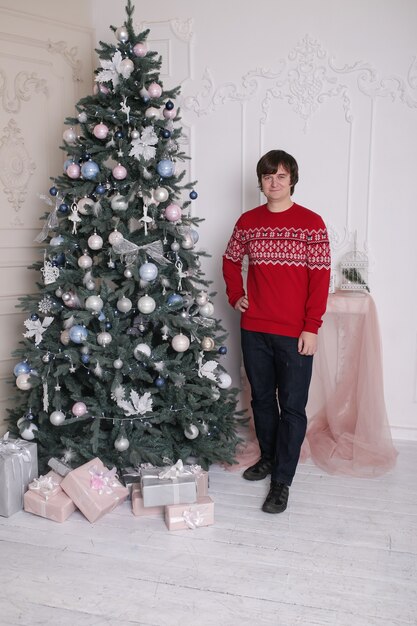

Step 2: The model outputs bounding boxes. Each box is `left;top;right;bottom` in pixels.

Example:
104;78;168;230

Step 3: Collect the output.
29;474;60;500
158;459;192;481
182;509;204;530
0;432;31;462
89;465;119;495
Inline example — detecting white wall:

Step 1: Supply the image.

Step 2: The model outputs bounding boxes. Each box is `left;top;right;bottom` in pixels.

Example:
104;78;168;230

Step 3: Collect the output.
92;0;417;439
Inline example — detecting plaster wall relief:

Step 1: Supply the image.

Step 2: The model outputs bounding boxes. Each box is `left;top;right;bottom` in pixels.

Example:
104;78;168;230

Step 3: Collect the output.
0;7;95;430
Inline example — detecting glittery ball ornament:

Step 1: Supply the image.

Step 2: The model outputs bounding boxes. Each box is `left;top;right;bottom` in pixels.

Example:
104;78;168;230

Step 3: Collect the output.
137;295;156;314
112;164;127;180
93;123;109;139
164;203;181;221
72;402;87;417
133;42;147;57
69;325;88;343
171;334;190;353
81;161;99;180
156;159;175;178
147;82;162;98
139;262;158;281
67;163;81;179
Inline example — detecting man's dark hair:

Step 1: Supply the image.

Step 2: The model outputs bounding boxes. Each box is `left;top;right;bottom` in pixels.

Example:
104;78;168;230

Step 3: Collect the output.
256;150;299;195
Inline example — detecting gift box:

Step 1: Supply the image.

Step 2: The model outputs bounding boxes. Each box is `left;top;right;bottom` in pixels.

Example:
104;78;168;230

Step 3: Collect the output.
0;433;38;517
142;474;196;507
24;471;76;522
61;457;128;523
47;457;72;477
187;465;209;498
120;467;142;498
165;496;214;531
131;483;164;517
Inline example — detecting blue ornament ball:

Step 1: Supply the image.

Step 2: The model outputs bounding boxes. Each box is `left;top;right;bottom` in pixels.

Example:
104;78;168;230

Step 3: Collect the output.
139;262;158;281
165;100;175;110
154;376;166;388
167;293;183;306
13;361;31;377
81;160;100;180
52;252;66;267
98;312;106;322
49;186;58;196
161;129;171;139
95;184;106;195
30;313;39;321
114;130;124;140
218;346;227;355
189;190;198;200
81;354;90;364
156;159;175;178
105;322;112;330
68;325;88;344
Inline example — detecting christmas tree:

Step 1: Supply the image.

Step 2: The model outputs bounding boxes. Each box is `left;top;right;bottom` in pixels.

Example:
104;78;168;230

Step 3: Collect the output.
7;1;242;472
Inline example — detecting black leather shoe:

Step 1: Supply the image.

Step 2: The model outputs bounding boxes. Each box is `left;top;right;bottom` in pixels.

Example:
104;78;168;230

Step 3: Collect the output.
262;481;289;514
242;458;272;481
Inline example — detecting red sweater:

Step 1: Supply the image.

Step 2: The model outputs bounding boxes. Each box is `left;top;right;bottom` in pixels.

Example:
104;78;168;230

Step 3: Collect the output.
222;203;331;337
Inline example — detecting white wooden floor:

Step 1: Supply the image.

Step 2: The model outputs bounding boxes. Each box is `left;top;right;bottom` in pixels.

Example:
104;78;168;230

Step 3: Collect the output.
1;440;416;626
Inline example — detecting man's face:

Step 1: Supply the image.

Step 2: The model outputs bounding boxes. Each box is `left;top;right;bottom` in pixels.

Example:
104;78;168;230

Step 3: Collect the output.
261;164;292;202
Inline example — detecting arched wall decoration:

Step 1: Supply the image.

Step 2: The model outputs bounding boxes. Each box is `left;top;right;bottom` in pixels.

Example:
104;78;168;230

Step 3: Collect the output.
0;119;36;225
0;70;48;114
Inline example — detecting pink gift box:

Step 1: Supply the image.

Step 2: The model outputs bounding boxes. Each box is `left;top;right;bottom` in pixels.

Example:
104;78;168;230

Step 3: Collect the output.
165;496;214;531
131;484;164;517
189;466;209;498
24;472;76;523
61;458;128;523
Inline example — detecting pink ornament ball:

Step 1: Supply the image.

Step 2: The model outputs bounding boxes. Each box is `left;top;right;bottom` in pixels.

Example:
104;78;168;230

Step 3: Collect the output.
112;164;127;180
147;82;163;98
67;163;81;179
163;108;177;120
164;203;182;222
133;42;147;57
72;401;87;417
93;123;109;139
99;84;110;95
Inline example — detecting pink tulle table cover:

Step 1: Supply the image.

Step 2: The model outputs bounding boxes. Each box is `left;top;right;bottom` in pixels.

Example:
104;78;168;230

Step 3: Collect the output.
229;291;398;477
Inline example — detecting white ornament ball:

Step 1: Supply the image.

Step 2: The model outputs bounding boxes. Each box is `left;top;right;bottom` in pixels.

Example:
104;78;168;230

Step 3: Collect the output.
97;331;112;346
111;194;129;212
181;236;194;250
60;329;70;345
184;425;199;440
63;128;77;143
171;334;190;353
78;253;93;269
116;296;132;313
108;230;124;245
131;128;140;140
144;106;160;119
201;336;215;351
199;302;215;318
113;358;124;369
88;233;103;250
153;187;169;203
78;111;88;123
115;26;129;42
218;372;232;389
133;343;152;359
77;197;95;215
50;410;65;426
86;280;96;291
119;58;134;78
196;291;208;306
20;422;38;440
211;386;221;401
124;268;133;279
137;295;156;314
171;241;180;252
114;436;130;452
16;373;32;390
85;295;103;313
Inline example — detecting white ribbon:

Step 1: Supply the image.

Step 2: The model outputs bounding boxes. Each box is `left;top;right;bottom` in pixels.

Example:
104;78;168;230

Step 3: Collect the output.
158;459;193;481
29;474;60;500
0;432;31;462
182;509;204;529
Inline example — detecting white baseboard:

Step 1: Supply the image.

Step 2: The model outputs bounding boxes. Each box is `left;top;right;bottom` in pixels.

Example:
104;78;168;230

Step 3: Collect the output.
391;426;417;441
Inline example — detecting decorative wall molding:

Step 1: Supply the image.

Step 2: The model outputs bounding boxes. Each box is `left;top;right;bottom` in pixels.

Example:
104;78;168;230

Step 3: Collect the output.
0;70;47;113
170;18;193;43
0;119;35;224
47;40;83;83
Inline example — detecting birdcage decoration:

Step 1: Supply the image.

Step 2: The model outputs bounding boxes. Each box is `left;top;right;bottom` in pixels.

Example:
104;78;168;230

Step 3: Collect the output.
340;234;369;292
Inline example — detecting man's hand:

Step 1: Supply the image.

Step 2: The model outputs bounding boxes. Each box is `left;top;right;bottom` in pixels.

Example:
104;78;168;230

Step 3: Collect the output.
234;295;249;312
298;331;317;355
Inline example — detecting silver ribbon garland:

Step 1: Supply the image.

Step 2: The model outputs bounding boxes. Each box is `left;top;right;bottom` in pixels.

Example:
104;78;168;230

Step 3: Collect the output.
112;238;171;267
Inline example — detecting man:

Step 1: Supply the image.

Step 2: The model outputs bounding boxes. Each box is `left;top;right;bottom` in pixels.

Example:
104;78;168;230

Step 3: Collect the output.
222;150;330;514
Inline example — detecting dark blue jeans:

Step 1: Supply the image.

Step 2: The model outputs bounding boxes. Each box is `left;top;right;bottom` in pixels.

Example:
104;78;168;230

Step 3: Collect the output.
241;329;313;486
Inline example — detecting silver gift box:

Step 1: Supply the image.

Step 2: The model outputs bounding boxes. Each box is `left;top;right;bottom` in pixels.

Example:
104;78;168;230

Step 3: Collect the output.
142;474;196;507
0;437;38;517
